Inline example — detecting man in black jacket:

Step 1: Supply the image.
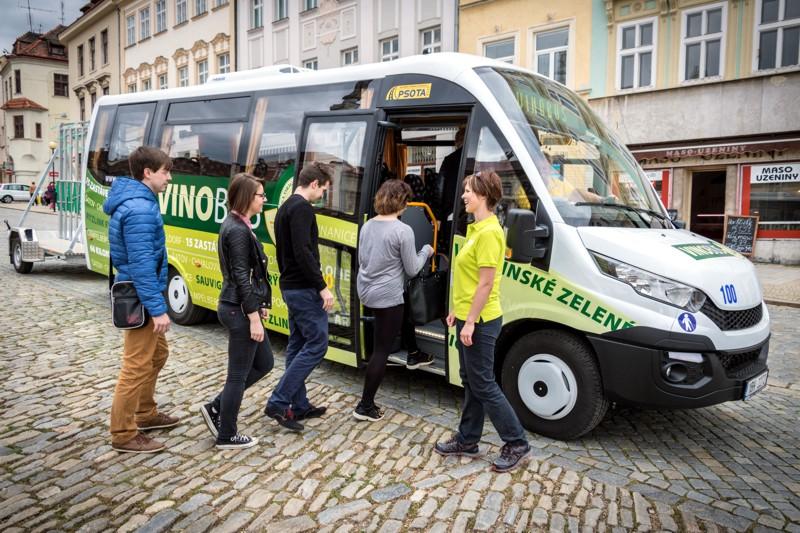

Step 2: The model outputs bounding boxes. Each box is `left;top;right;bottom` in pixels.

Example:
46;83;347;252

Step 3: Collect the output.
265;161;334;431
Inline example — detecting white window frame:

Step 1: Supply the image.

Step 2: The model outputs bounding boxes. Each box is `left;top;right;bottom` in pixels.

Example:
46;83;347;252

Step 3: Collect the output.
479;32;519;64
753;0;800;72
176;0;187;24
156;0;167;33
195;0;207;16
341;47;358;65
158;73;168;89
380;36;399;62
197;59;208;83
218;53;230;73
274;0;287;20
127;83;136;93
420;26;441;55
303;0;317;11
531;23;573;86
126;14;136;46
140;7;151;40
679;2;727;82
142;78;151;91
178;66;189;87
616;16;658;91
303;58;318;70
252;0;263;28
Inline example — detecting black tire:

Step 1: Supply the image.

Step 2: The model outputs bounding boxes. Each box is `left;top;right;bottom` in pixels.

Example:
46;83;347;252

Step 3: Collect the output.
11;238;33;274
1;195;12;204
164;266;207;325
501;330;608;440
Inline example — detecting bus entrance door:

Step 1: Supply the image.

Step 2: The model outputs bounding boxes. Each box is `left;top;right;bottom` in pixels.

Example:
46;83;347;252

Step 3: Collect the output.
296;111;384;367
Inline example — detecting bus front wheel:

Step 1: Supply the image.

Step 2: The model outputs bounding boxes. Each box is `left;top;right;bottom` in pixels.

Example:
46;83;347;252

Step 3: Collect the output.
165;267;207;325
502;330;608;440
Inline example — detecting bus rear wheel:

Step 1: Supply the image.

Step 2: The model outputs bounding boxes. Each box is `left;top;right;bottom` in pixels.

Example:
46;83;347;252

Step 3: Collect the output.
165;266;207;325
501;330;608;440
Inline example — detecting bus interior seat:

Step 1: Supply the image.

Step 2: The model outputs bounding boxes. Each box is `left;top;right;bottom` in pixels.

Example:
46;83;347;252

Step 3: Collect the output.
400;202;436;263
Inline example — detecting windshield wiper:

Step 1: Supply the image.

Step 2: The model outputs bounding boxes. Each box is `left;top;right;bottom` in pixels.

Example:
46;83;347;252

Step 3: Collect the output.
574;202;671;227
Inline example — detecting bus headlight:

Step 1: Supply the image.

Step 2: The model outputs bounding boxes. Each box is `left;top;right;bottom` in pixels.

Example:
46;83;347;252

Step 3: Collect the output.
591;252;706;312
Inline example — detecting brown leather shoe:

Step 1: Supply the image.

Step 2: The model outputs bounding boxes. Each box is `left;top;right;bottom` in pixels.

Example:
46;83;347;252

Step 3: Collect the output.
137;412;180;431
112;432;165;454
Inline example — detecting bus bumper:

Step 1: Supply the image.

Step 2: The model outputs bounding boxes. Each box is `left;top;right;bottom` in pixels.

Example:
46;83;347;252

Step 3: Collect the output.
586;329;770;408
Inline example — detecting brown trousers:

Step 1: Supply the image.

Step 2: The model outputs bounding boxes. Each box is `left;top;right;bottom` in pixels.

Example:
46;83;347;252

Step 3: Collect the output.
110;319;169;444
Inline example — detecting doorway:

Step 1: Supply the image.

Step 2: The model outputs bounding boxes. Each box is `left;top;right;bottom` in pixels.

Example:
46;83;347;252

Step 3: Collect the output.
690;170;726;241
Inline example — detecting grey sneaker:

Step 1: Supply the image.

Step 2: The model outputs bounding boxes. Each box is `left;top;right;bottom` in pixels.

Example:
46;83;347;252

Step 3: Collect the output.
434;435;479;457
492;441;530;472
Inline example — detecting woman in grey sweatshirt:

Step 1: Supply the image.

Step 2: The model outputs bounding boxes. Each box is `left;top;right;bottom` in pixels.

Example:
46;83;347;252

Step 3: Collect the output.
354;180;433;422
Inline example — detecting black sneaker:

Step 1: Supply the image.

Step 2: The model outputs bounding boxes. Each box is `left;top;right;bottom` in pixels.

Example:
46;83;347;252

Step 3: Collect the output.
295;404;327;421
406;350;434;370
492;441;530;472
199;403;220;438
264;404;304;432
434;435;479;457
353;403;384;422
215;434;258;450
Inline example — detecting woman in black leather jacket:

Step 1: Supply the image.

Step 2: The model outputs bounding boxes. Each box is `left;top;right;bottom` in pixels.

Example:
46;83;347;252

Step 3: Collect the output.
199;173;273;450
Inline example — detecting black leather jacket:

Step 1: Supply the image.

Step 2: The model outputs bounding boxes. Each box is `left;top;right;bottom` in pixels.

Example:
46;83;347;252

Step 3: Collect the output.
218;215;271;314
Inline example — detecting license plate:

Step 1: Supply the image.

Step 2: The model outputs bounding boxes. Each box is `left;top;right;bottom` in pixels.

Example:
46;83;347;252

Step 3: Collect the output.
743;371;768;400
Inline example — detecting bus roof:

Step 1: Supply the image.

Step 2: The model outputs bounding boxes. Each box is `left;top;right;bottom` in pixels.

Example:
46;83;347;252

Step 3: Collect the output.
95;53;532;108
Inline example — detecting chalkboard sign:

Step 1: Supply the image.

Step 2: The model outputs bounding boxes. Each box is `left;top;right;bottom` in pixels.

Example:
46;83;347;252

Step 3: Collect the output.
722;215;759;256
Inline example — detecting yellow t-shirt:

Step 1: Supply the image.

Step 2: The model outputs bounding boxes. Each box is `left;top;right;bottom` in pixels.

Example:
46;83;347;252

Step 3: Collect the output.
452;215;504;322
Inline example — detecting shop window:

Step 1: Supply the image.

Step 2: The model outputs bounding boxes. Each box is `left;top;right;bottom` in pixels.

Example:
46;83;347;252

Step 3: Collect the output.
746;163;800;233
535;28;569;85
617;17;657;90
756;0;800;70
681;3;726;80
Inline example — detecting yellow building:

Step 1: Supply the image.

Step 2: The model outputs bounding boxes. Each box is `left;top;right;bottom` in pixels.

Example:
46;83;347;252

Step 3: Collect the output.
459;0;800;264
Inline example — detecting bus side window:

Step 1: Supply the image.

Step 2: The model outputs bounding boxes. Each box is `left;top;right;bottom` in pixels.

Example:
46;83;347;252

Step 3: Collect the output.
107;103;156;177
459;126;538;234
87;106;114;186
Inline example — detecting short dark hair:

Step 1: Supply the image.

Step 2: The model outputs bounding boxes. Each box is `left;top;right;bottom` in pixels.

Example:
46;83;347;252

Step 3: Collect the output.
374;179;412;215
129;146;172;181
297;161;334;188
464;170;502;210
228;173;264;215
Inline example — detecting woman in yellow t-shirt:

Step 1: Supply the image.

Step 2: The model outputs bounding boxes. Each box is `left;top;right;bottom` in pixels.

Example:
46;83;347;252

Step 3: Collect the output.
434;170;530;473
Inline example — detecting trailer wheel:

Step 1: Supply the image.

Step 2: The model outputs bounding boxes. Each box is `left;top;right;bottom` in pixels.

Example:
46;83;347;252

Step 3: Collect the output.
1;195;13;204
165;266;207;325
11;238;33;273
501;330;608;440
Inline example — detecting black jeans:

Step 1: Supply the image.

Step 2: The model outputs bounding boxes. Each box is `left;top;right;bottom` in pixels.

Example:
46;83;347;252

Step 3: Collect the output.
214;301;274;440
456;317;527;446
359;304;405;408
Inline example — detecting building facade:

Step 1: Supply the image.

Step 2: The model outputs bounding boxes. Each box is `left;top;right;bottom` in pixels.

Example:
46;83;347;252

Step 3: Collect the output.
458;0;799;264
0;27;71;184
589;0;800;264
59;0;122;123
120;0;235;93
237;0;457;71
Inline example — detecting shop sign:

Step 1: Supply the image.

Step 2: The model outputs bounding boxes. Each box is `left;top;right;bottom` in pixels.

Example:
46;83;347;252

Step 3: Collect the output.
749;163;800;183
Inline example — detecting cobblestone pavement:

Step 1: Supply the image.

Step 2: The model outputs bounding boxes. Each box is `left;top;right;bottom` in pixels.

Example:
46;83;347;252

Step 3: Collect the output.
1;230;799;531
755;264;800;307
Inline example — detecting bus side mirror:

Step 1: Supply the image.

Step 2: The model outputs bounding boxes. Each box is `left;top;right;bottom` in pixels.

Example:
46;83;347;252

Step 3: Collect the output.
667;208;686;229
506;208;549;262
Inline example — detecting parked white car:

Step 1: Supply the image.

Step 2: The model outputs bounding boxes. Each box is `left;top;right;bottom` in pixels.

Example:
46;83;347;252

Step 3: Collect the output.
0;183;31;203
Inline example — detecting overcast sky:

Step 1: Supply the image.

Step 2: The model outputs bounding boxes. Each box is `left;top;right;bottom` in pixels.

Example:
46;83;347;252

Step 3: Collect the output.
1;0;85;55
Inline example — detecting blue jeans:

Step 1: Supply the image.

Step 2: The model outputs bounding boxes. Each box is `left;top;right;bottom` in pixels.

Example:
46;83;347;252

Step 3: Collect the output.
214;302;274;440
267;288;328;413
456;317;527;446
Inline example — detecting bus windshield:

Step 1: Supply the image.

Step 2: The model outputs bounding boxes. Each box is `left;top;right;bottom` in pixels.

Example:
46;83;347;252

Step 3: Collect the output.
478;67;670;229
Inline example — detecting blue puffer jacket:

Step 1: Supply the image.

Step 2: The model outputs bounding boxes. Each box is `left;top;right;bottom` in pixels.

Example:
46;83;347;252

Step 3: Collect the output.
103;177;168;317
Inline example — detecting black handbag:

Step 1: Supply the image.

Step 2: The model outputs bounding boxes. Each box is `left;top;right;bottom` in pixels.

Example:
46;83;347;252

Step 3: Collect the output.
405;256;448;325
108;251;163;330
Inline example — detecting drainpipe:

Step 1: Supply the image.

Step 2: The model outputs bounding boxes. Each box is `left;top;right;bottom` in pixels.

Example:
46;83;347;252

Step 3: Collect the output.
453;0;459;53
233;0;238;71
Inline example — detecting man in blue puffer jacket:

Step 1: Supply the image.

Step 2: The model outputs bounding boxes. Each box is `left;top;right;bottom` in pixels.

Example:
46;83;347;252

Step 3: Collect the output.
104;146;180;453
